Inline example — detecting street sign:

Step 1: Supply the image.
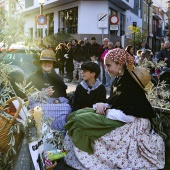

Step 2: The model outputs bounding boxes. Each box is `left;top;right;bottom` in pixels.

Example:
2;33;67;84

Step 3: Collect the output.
110;25;118;30
98;13;107;28
110;15;119;24
36;14;47;25
37;25;47;29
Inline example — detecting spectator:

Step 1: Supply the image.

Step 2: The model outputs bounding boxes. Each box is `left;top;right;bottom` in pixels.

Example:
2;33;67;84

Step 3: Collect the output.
65;42;74;83
160;42;165;50
157;41;170;68
135;49;142;66
125;45;135;57
55;43;67;78
114;41;123;49
89;37;100;59
72;39;86;82
140;40;150;52
83;37;91;61
97;38;109;57
138;49;153;65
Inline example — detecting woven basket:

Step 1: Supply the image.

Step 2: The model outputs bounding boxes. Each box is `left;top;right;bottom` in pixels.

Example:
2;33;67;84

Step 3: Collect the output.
46;162;57;170
0;97;23;153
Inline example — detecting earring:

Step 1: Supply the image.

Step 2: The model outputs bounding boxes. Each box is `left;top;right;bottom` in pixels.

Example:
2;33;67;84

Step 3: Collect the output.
118;69;121;74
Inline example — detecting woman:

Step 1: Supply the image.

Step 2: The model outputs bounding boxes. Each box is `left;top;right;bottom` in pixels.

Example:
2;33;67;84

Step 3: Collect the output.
55;43;67;78
114;41;123;49
65;42;74;83
64;48;165;170
125;45;135;57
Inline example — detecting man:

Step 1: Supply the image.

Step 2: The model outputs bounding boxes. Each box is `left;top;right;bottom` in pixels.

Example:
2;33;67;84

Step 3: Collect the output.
157;41;170;68
83;37;91;61
97;38;109;57
89;37;100;59
72;39;84;82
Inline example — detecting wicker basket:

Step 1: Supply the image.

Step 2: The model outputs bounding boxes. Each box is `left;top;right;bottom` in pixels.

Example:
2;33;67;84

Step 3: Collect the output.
0;97;23;153
46;162;57;170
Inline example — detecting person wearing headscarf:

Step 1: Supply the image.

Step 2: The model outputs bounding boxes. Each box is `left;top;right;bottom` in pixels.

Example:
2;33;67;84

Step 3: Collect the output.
63;48;165;170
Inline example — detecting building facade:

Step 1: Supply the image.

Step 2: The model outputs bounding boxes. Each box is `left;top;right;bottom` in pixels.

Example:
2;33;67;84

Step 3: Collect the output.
0;0;169;51
20;0;142;46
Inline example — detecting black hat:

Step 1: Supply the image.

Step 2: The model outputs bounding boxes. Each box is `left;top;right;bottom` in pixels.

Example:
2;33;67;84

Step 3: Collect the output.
80;61;100;78
91;37;96;40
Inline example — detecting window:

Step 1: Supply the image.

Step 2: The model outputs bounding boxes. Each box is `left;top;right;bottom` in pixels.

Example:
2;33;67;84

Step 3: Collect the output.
29;28;33;39
120;14;125;36
139;0;141;9
59;7;78;34
46;13;54;35
25;0;33;8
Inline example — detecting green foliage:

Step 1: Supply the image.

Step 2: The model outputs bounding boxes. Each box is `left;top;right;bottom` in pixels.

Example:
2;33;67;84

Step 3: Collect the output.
0;0;26;50
43;31;74;47
127;26;148;49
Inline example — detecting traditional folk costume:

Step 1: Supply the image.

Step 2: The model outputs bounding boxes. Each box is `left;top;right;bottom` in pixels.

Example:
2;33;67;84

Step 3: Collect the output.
64;48;165;170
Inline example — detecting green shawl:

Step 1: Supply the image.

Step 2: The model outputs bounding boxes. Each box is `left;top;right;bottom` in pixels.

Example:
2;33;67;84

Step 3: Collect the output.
64;108;125;154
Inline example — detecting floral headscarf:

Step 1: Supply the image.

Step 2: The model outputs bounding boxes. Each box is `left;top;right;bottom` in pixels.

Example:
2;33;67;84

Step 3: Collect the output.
105;48;134;66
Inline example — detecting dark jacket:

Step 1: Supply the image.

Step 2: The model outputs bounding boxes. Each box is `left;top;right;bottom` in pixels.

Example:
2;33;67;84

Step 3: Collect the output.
83;42;91;60
72;44;86;62
73;84;106;111
89;43;100;57
157;49;170;68
27;69;67;98
65;48;74;72
55;48;67;67
97;44;108;59
107;69;155;119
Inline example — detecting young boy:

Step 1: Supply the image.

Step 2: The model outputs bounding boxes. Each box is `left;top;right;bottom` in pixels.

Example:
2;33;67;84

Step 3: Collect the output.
72;61;106;111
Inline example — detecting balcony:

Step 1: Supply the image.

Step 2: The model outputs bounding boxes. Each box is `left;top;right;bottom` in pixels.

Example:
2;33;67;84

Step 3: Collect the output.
109;0;132;10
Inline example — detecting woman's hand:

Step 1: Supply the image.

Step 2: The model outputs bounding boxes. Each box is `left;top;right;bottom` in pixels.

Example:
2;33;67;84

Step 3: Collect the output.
45;86;54;97
96;103;107;115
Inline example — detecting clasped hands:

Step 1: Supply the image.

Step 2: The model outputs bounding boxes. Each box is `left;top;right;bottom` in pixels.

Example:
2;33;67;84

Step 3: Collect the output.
95;103;110;115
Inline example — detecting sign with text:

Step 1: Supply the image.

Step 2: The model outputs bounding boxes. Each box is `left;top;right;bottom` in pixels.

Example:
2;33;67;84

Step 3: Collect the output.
29;138;46;170
98;13;107;28
110;25;118;30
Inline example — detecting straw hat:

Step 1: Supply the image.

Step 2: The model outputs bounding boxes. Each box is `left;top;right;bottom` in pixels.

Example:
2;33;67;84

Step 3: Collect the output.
33;49;56;66
129;67;151;91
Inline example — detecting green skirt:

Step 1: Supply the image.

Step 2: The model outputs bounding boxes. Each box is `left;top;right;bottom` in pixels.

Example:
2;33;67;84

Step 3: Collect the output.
64;108;125;154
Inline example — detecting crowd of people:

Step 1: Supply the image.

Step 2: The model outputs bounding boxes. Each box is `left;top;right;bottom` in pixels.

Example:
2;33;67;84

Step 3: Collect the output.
45;37;170;89
2;37;170;169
